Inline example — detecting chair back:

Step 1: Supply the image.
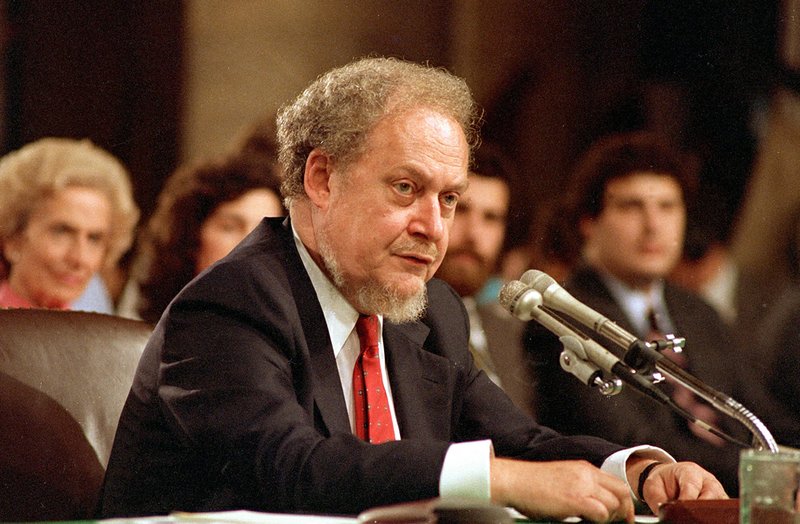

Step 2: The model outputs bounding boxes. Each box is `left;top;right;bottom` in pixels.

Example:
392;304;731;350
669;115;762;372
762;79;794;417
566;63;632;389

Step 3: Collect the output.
0;308;151;521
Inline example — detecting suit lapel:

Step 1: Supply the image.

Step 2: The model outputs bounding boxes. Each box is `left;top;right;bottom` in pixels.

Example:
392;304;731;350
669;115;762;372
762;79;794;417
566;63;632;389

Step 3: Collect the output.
383;321;454;440
280;219;351;437
574;267;638;333
305;324;351;436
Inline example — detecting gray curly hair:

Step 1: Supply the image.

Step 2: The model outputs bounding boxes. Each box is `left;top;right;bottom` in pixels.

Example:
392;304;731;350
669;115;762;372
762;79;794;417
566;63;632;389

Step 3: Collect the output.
276;57;482;207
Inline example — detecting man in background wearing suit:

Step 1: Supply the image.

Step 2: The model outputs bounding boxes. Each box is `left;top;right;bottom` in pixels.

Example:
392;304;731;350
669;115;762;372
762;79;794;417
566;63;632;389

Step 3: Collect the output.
99;58;724;522
435;144;533;415
524;131;746;494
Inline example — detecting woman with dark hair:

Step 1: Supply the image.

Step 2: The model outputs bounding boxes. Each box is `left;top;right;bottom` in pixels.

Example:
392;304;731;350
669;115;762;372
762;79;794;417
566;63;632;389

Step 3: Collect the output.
127;151;284;323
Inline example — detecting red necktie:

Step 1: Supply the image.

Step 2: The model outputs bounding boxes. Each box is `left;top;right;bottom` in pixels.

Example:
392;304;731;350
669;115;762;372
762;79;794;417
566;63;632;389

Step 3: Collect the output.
353;314;395;444
647;309;724;447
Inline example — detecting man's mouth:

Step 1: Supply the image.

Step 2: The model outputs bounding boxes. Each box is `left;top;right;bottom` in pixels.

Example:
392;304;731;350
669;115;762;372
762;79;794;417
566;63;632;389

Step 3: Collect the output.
397;253;435;266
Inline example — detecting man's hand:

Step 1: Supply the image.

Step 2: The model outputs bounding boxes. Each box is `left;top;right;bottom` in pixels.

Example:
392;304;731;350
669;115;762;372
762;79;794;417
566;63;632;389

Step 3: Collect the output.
632;460;728;514
491;457;635;523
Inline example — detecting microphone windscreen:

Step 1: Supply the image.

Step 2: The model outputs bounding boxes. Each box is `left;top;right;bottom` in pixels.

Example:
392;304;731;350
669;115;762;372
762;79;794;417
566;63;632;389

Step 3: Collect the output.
498;280;528;313
521;269;557;292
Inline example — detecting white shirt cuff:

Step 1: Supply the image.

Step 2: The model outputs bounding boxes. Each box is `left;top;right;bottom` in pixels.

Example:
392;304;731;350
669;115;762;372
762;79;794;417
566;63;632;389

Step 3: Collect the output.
439;440;493;500
601;445;675;500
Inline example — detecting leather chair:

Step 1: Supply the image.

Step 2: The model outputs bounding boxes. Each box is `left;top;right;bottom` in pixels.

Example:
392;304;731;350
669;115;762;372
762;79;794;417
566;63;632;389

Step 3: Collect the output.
0;308;152;521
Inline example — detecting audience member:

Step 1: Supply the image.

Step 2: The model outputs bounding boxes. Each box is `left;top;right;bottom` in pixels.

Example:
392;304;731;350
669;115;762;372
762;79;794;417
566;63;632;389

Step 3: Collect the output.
100;57;724;522
524;131;747;494
754;289;800;430
434;144;533;415
672;177;800;452
759;293;800;378
125;150;285;323
0;138;138;310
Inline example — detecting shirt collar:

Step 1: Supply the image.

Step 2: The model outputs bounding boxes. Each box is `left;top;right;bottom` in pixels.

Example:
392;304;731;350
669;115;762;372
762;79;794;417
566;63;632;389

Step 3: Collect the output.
598;271;668;337
291;221;383;357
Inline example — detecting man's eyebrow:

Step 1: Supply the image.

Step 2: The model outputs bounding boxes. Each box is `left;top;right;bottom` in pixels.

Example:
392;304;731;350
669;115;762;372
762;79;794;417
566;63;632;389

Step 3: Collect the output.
398;165;469;194
48;221;79;231
452;178;469;193
606;192;644;201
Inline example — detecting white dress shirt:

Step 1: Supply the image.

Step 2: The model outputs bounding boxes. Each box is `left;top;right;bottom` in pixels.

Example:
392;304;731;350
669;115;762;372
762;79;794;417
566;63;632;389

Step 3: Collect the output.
601;273;675;338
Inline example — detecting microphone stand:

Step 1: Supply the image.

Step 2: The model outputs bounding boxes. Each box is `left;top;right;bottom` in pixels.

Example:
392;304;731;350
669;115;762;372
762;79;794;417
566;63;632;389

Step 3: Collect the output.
499;277;778;451
545;306;779;453
500;281;653;397
635;339;778;453
499;280;748;447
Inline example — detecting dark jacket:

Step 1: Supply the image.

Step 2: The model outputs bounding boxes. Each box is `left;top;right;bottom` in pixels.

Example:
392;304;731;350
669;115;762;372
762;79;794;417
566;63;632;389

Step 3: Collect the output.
99;218;622;517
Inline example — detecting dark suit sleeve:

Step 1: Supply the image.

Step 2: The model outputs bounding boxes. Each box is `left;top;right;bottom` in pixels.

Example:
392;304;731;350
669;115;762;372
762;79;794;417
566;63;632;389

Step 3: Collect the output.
747;289;800;446
768;326;800;440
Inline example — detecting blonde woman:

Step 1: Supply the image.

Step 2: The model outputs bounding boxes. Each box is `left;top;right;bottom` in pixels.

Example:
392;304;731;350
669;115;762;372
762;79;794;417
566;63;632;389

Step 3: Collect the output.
0;138;138;309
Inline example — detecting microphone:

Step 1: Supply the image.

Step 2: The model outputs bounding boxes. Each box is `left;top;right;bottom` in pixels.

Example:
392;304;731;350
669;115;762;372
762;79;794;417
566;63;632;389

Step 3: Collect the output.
499;280;662;397
520;269;667;371
511;270;778;451
520;270;638;348
497;278;543;322
500;279;637;373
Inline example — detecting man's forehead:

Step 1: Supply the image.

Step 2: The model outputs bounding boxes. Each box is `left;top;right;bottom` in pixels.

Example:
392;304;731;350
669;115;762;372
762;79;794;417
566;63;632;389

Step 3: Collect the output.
605;172;682;196
464;173;509;199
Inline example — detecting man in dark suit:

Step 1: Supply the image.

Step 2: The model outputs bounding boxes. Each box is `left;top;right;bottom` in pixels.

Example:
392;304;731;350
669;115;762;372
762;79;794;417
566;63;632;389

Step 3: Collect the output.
524;131;748;494
99;58;724;522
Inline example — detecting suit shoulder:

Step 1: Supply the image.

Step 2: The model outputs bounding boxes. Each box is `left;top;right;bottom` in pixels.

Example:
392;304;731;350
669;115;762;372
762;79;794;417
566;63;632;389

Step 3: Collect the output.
422;278;469;336
171;218;303;317
425;278;464;310
664;282;722;317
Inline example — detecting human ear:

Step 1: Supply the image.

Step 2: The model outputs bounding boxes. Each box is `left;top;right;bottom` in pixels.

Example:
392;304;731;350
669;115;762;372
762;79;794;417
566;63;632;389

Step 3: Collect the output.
303;148;333;210
3;234;22;265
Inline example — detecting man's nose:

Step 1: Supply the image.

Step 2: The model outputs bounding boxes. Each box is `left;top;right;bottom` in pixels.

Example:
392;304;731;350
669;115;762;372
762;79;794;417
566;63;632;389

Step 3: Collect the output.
642;205;662;231
409;197;445;241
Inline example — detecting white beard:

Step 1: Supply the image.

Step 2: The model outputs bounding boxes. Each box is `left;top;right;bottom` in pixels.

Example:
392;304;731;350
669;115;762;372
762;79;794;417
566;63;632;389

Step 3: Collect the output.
317;228;427;324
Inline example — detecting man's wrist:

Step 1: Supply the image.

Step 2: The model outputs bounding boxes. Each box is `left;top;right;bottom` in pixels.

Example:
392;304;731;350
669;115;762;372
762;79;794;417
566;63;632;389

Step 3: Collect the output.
636;461;664;501
602;445;674;496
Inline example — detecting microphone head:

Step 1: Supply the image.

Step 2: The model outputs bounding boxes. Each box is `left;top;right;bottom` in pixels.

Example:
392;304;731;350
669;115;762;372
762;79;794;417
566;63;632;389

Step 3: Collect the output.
498;280;542;321
520;269;558;293
499;280;527;310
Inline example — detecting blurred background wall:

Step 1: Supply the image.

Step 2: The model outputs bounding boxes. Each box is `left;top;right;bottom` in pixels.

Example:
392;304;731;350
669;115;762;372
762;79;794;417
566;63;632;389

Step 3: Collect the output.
0;0;782;252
